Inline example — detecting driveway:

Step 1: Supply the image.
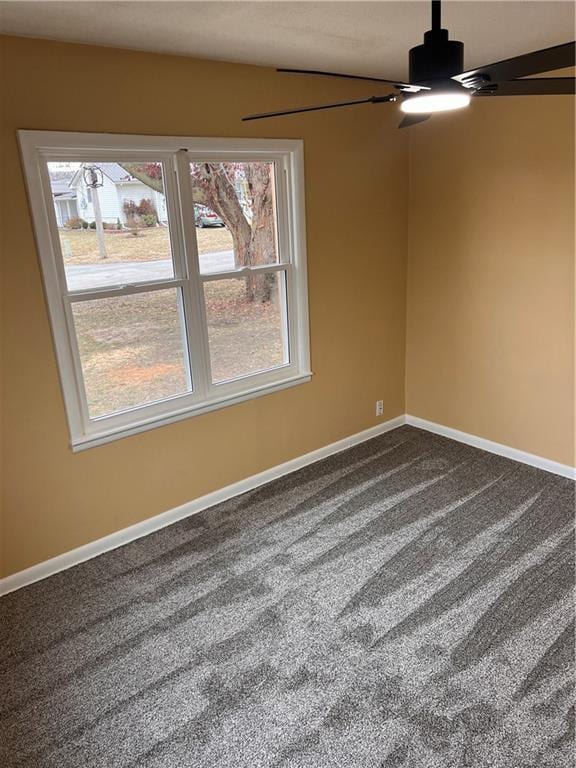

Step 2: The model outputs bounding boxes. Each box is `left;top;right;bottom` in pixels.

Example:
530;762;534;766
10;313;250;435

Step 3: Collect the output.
65;250;235;291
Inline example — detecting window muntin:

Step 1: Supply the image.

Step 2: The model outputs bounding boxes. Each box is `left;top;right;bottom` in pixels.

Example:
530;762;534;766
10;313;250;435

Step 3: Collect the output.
20;133;310;449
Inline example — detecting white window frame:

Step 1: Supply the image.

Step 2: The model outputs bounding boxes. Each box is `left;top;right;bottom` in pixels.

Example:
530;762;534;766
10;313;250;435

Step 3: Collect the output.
19;131;311;451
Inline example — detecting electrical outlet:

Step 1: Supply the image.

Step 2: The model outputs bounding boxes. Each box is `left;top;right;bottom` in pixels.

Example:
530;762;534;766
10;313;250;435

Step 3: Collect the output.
376;400;384;417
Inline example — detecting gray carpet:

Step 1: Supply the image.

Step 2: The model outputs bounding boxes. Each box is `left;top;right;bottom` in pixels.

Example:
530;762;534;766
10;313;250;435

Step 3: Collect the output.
1;426;574;767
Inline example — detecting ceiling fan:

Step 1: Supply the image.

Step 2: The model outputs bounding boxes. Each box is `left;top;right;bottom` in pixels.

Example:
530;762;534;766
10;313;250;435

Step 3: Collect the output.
242;0;575;127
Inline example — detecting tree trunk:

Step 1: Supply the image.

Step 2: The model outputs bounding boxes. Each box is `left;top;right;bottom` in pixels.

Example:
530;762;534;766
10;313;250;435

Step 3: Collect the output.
192;163;252;271
245;163;276;302
120;161;277;302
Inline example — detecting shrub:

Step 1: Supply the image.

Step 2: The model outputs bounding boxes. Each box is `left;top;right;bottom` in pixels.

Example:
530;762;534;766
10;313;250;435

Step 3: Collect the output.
123;200;138;218
125;217;143;237
88;220;120;230
123;199;157;228
81;219;89;230
138;198;157;218
64;216;85;230
116;218;123;230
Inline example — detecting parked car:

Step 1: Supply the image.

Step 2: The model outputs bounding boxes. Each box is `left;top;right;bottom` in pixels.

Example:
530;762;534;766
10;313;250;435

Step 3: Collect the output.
195;206;224;228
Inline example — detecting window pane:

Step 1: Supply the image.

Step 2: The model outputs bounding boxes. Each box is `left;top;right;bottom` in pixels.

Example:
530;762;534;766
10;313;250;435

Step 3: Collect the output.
47;161;174;291
71;289;191;418
203;271;289;383
190;161;279;275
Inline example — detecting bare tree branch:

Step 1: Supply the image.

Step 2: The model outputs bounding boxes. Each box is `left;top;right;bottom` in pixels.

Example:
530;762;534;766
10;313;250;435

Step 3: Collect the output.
120;161;276;301
120;163;210;206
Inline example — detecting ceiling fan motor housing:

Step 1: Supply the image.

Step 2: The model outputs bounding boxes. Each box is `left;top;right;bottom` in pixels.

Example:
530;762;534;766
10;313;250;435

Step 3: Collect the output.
409;29;464;84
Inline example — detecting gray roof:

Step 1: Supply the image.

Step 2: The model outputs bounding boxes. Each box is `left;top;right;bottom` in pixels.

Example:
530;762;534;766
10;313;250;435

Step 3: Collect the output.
49;171;76;196
49;163;135;198
98;163;133;183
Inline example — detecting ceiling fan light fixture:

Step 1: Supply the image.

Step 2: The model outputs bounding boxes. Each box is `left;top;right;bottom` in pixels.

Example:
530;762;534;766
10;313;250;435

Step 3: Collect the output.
243;0;575;123
401;89;471;114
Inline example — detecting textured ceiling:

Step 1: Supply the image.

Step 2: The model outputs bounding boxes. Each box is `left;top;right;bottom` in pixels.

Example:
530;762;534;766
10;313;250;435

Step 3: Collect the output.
0;1;574;80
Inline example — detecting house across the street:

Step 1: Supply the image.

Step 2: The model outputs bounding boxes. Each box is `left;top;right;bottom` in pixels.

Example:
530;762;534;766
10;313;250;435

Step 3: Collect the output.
50;163;168;227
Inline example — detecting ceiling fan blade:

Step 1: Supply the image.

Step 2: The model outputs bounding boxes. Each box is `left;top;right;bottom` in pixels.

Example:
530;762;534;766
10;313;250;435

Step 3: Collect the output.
242;95;394;121
455;41;575;87
277;68;428;92
398;114;431;129
474;78;575;96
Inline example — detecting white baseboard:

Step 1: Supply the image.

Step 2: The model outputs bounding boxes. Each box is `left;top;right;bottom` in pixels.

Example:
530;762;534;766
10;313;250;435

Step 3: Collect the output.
406;415;576;481
0;415;405;596
2;412;573;596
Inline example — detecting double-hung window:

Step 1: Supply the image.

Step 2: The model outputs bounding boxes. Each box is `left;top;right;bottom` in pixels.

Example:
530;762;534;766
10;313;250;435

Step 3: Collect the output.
19;131;311;450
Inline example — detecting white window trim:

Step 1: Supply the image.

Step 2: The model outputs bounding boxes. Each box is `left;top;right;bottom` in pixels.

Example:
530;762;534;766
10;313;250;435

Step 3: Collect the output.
18;131;312;451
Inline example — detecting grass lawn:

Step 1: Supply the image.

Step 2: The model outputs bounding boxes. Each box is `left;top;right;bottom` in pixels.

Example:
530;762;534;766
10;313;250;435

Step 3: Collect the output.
62;225;286;418
204;277;286;384
59;225;233;265
73;275;286;418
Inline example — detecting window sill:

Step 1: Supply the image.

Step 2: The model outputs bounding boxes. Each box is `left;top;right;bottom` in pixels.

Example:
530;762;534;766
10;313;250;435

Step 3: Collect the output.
71;372;313;452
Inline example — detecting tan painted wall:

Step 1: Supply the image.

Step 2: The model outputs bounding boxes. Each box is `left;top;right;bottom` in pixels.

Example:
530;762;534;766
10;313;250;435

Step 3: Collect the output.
0;36;408;576
1;36;574;579
406;95;575;466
